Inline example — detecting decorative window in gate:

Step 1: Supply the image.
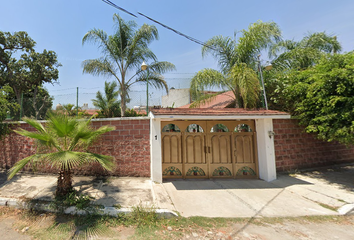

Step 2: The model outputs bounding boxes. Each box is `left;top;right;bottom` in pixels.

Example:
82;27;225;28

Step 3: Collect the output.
186;166;206;176
162;124;181;132
212;166;232;176
210;124;229;132
234;124;252;132
185;124;204;133
236;166;256;176
163;166;182;176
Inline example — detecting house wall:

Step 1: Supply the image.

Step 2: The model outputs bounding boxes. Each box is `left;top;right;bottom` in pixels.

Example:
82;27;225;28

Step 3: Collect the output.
273;119;354;171
161;88;190;108
0;118;150;177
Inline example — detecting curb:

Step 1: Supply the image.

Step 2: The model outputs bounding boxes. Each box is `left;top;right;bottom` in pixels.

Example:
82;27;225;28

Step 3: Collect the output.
0;197;178;218
338;204;354;215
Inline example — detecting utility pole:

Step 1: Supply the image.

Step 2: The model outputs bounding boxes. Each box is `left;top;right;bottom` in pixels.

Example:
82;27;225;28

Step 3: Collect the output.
76;87;79;117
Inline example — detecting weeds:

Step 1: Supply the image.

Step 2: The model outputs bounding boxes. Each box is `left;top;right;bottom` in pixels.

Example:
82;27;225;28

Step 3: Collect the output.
50;190;93;212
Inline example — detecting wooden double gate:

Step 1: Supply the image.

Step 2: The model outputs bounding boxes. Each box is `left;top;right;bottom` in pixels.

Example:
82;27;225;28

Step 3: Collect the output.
161;120;258;179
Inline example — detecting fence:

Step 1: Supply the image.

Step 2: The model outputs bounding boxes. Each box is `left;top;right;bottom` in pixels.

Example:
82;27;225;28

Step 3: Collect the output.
6;76;195;120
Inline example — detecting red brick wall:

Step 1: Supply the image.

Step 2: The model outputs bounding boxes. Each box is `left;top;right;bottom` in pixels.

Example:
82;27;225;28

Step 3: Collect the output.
273;119;354;171
2;117;354;177
0;118;150;177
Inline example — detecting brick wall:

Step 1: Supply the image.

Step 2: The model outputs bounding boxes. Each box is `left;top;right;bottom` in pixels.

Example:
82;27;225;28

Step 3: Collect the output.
273;119;354;171
2;117;354;177
0;118;150;177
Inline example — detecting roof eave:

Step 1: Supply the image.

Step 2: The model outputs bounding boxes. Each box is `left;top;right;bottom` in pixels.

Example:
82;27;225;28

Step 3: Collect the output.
150;113;291;120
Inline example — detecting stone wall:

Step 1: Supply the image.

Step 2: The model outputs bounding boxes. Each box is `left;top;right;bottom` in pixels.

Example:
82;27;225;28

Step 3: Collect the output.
273;119;354;171
0;118;150;177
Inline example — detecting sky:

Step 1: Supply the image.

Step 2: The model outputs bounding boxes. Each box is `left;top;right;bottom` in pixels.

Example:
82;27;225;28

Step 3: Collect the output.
1;0;354;109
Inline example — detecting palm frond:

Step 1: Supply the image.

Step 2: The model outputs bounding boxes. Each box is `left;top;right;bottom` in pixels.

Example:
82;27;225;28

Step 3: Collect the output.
189;92;221;108
190;68;227;100
230;63;260;108
8;154;46;180
202;36;237;74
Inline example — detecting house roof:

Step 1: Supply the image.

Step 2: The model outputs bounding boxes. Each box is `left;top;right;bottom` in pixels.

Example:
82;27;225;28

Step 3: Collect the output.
150;108;290;119
180;91;235;108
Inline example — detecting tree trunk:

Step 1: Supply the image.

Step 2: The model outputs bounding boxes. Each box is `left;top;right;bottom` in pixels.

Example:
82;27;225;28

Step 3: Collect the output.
120;92;126;117
32;86;48;120
56;168;73;197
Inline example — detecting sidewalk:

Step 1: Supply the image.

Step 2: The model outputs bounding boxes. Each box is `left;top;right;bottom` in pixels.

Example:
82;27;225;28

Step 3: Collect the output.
0;164;354;218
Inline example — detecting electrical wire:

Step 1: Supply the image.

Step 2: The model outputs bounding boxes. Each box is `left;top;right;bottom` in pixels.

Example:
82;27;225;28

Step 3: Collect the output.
101;0;137;17
137;12;217;51
101;0;217;51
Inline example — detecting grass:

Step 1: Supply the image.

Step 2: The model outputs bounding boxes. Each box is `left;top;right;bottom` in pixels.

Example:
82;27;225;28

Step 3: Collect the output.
1;206;353;240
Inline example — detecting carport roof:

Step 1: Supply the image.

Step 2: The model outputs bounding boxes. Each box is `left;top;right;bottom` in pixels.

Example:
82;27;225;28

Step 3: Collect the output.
151;108;290;119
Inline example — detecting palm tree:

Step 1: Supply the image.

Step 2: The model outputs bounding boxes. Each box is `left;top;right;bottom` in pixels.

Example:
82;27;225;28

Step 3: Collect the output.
7;113;115;197
190;21;281;109
82;14;176;117
92;81;121;118
265;32;342;112
270;32;341;70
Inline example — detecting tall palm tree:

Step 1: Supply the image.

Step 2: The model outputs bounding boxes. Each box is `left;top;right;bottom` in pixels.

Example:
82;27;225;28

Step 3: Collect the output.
7;113;115;197
92;81;121;118
264;32;342;112
82;14;176;116
190;21;281;109
270;32;341;70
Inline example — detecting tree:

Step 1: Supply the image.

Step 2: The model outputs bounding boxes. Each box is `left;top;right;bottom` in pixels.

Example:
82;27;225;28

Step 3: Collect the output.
284;52;354;145
0;31;35;103
8;86;54;120
7;113;115;197
265;32;342;111
92;81;121;118
190;21;281;108
62;104;77;116
0;31;35;68
21;50;61;119
270;32;341;70
82;13;176;117
0;31;60;119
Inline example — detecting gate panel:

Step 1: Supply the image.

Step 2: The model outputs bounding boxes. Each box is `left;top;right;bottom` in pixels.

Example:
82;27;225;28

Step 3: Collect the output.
183;133;208;178
161;122;183;178
161;120;258;179
207;132;233;178
233;132;258;179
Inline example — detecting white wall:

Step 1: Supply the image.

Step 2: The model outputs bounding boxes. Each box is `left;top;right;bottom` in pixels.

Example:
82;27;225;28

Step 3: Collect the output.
161;88;190;108
150;115;162;183
255;118;277;182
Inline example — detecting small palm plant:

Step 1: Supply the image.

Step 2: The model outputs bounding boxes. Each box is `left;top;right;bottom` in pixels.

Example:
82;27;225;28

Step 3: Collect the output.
7;113;115;197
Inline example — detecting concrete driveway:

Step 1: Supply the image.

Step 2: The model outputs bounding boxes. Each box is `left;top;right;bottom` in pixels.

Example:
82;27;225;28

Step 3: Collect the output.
153;164;354;218
1;164;353;218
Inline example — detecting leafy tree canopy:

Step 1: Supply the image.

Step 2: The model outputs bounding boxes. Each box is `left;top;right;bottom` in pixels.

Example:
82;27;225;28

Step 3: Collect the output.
0;31;60;119
285;52;354;145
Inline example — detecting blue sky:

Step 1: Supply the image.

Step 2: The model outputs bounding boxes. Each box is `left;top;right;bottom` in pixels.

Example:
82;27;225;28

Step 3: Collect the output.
1;0;354;108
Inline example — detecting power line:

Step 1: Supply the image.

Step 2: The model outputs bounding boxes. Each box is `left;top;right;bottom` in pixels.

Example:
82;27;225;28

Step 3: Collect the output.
101;0;137;17
101;0;217;51
137;12;217;51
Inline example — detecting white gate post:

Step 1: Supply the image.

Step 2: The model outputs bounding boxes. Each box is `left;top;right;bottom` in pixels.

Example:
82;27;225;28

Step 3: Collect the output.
255;118;277;182
150;115;162;183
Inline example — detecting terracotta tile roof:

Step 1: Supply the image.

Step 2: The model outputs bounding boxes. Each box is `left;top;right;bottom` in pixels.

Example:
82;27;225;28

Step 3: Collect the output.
85;109;99;115
180;91;235;108
151;108;289;116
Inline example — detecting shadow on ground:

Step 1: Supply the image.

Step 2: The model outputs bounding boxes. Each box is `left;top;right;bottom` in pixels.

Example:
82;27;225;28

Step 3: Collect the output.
167;174;312;191
296;163;354;192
